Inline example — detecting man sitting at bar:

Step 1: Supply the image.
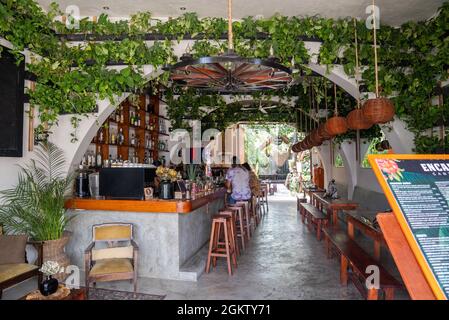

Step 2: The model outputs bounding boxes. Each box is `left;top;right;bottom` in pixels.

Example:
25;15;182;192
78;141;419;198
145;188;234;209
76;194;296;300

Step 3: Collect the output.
225;156;251;204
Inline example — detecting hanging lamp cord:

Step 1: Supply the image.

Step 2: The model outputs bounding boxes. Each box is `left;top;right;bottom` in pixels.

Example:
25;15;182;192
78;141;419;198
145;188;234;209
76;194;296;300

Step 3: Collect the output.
372;0;379;97
334;83;338;116
354;18;361;109
228;0;234;50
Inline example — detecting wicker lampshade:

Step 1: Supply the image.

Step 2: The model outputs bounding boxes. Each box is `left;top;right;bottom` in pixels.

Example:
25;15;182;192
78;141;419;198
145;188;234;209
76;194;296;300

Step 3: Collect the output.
310;129;323;146
362;97;395;124
347;108;372;130
317;123;333;140
325;116;348;136
291;143;303;153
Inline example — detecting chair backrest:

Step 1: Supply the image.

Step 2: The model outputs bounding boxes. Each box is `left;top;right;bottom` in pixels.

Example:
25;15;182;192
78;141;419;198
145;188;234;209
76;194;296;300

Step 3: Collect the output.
91;223;134;261
92;223;133;242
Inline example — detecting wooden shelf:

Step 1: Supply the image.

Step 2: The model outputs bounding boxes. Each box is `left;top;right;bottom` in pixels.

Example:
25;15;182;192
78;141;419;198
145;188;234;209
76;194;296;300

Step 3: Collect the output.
91;93;162;163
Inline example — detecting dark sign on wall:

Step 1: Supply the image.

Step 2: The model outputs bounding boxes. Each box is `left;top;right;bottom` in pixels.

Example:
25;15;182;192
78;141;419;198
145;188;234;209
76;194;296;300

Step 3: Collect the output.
0;46;25;157
370;154;449;300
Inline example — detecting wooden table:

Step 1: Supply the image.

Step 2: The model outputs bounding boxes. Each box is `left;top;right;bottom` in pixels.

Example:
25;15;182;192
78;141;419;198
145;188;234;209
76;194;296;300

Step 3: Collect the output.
312;192;358;227
21;287;86;300
301;185;324;203
345;210;385;261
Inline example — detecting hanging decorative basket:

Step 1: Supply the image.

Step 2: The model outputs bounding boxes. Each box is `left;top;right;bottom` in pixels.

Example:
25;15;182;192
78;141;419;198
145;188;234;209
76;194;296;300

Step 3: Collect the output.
347;108;372;130
362;2;395;125
325;116;348;136
317;123;333;140
362;97;395;124
310;129;323;146
291;143;302;153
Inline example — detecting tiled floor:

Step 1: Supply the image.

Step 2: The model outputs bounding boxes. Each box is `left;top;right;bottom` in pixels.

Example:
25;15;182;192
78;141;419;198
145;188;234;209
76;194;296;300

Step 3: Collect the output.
3;185;389;300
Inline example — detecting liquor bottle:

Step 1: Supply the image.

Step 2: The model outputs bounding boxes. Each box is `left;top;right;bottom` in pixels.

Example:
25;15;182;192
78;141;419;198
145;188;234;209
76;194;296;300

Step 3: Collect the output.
120;107;124;124
111;131;116;145
143;152;148;164
98;129;104;144
115;109;120;122
129;110;134;126
137;114;141;127
96;146;102;168
108;154;112;168
130;133;136;147
117;128;125;146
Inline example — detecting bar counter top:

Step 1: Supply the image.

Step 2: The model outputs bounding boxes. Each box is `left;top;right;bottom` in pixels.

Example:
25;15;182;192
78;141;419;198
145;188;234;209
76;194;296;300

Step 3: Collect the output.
64;188;226;214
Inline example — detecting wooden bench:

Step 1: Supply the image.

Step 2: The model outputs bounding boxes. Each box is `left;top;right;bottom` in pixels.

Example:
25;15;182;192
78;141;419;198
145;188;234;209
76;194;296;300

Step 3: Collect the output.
296;194;307;213
299;203;328;240
323;227;403;300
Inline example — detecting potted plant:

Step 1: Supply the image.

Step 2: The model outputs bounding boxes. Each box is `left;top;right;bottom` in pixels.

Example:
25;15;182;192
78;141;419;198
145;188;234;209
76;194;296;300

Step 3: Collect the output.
0;142;75;281
155;166;178;199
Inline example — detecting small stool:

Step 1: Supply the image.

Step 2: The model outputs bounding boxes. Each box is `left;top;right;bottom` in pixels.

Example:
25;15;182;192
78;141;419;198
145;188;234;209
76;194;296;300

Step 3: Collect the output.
229;202;251;239
260;184;269;212
219;209;240;257
205;214;237;275
225;206;246;251
237;200;255;235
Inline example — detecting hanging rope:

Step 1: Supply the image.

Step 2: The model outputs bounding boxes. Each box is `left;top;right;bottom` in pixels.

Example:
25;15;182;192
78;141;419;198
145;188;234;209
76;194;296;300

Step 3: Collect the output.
333;83;338;116
372;0;379;97
324;80;328;119
228;0;234;50
354;18;361;109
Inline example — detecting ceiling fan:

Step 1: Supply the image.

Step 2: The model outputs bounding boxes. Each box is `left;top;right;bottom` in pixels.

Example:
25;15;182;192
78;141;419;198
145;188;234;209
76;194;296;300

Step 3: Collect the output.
240;100;279;114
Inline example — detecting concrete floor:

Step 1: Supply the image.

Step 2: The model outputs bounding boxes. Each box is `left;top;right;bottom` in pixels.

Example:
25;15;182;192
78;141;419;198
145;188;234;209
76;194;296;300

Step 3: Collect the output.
3;186;381;300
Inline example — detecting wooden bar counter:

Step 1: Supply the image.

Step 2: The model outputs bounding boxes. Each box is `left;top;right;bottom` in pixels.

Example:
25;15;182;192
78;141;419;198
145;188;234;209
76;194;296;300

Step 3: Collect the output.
64;188;226;281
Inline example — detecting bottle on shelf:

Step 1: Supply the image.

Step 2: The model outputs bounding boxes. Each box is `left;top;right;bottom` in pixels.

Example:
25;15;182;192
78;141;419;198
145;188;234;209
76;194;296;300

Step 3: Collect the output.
117;128;125;146
110;130;116;145
108;154;112;167
96;146;102;168
120;106;124;124
137;114;141;127
130;133;136;147
98;128;104;144
115;109;120;122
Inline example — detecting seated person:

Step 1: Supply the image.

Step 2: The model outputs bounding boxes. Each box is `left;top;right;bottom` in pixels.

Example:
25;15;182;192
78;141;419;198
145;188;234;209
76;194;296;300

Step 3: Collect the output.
242;162;261;196
225;156;251;204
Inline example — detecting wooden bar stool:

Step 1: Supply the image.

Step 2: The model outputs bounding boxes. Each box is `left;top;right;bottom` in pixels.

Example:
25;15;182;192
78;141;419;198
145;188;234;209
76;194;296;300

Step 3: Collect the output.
219;209;240;257
225;206;246;251
260;184;269;212
228;203;251;240
205;214;237;276
231;201;252;240
236;200;255;236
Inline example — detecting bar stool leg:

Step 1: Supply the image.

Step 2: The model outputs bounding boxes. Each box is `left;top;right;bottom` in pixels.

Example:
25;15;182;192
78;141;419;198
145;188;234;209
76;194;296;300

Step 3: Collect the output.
206;220;217;273
223;221;233;275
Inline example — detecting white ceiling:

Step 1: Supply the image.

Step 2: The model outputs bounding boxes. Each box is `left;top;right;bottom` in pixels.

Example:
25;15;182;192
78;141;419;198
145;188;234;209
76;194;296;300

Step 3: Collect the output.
37;0;445;26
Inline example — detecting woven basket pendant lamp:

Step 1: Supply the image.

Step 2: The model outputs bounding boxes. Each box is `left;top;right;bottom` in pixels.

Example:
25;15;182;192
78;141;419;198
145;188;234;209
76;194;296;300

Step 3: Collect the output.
347;19;372;130
325;83;348;136
362;0;395;124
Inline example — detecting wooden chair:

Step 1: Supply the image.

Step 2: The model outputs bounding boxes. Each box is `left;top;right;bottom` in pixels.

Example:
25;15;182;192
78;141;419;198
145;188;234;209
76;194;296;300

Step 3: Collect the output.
84;223;139;297
0;225;43;299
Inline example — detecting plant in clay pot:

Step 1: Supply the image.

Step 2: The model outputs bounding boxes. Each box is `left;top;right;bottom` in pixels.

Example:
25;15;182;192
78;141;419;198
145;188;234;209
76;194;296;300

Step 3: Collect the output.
0;142;75;281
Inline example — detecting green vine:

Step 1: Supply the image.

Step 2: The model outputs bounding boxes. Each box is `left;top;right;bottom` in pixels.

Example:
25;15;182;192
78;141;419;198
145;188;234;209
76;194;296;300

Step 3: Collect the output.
0;0;448;153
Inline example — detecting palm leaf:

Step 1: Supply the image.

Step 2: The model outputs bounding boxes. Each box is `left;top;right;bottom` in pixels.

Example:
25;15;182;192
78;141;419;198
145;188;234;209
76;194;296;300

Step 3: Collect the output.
0;142;75;240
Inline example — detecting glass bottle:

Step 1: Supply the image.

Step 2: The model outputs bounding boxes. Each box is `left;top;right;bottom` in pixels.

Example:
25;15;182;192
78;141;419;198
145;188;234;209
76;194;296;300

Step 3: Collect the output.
120;107;124;124
117;128;125;146
96;146;102;168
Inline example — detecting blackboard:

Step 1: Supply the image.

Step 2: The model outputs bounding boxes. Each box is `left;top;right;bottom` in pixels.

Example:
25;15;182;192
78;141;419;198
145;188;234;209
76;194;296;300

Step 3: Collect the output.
369;154;449;300
0;46;24;157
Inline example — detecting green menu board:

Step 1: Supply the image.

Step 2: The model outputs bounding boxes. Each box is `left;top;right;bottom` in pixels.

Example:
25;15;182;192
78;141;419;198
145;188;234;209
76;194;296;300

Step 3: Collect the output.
369;155;449;300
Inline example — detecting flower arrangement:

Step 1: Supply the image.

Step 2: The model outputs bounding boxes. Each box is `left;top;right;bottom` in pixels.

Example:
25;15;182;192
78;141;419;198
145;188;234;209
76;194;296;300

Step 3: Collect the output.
39;261;64;277
156;166;178;181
